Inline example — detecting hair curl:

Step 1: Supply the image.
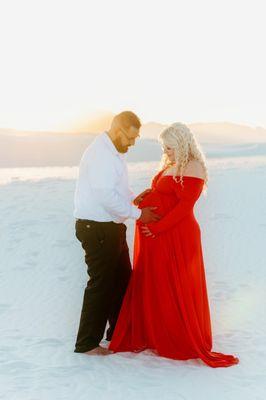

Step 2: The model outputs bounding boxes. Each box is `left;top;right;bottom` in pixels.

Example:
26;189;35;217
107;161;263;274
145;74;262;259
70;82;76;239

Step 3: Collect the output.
159;122;208;189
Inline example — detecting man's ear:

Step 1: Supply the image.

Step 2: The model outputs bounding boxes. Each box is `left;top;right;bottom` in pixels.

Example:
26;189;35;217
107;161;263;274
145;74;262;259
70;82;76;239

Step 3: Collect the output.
110;117;120;135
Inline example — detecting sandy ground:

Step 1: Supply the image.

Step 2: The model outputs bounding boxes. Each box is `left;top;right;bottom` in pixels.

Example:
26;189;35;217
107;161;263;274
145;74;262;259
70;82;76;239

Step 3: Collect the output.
0;157;266;400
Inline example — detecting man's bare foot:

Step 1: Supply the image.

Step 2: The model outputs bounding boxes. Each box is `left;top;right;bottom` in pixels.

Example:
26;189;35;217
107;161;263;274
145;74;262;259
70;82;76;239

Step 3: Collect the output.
84;346;112;356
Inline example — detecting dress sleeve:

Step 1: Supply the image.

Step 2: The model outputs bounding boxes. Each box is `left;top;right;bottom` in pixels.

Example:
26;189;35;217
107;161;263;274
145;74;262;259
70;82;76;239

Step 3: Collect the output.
147;178;204;235
151;170;163;189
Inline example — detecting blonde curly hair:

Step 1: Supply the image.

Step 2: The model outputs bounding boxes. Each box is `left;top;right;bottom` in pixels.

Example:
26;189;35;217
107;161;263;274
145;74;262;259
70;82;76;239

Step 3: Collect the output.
159;122;208;188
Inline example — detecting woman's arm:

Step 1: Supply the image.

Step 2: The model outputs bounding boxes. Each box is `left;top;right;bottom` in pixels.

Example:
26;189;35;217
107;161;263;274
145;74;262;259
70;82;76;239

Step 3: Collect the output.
144;179;203;235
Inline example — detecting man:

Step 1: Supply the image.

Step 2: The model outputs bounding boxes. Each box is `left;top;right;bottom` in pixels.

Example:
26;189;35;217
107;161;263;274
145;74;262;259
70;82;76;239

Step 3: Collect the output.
74;111;160;355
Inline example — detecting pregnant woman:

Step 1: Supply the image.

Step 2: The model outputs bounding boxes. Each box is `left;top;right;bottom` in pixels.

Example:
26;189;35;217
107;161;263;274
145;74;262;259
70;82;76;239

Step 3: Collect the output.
109;122;239;368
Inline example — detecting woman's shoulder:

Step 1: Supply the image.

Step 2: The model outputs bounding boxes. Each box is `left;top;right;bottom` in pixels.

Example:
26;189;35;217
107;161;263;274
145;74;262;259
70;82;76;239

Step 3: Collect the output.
183;160;206;180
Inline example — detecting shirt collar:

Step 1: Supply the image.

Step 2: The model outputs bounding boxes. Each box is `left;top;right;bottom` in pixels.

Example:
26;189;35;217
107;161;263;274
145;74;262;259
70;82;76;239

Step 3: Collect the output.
102;131;125;159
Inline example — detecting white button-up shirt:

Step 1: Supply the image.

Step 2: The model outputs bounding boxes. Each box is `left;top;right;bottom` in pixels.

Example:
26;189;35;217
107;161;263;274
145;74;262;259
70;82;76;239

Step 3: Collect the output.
74;132;141;223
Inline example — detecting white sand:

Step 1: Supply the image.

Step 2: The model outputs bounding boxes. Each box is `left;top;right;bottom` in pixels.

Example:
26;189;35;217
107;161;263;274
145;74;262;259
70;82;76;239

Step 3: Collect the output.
0;156;266;399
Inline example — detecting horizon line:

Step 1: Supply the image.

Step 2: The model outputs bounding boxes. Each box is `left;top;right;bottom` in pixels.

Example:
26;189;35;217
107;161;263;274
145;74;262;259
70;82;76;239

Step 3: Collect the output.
0;120;266;135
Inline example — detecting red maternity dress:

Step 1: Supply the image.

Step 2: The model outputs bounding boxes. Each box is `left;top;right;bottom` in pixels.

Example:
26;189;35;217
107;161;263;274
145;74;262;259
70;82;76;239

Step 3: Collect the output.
109;169;239;368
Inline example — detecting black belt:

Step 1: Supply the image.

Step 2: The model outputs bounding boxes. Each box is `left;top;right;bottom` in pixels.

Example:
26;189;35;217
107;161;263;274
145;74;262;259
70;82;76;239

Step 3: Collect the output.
76;218;125;226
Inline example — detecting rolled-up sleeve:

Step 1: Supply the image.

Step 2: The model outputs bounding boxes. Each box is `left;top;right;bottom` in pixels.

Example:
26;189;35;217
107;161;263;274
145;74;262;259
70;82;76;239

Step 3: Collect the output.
94;187;141;220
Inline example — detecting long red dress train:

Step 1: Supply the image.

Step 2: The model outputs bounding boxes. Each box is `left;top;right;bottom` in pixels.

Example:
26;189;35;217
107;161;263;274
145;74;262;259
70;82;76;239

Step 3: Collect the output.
109;169;239;368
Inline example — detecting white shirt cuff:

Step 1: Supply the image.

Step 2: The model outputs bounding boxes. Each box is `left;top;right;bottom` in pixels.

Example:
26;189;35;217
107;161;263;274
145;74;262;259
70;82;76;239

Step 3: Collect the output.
130;206;141;220
130;191;136;201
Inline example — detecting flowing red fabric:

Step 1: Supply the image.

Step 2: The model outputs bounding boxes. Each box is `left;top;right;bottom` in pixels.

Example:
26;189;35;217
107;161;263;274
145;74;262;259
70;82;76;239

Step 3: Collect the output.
109;169;239;368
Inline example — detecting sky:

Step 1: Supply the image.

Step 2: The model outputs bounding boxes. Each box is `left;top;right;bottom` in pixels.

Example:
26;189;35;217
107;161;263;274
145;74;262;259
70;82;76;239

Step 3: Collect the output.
0;0;265;132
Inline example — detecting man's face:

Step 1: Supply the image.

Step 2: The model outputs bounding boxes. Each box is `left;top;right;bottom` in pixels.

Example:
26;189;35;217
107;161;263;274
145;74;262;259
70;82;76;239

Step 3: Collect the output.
114;126;140;153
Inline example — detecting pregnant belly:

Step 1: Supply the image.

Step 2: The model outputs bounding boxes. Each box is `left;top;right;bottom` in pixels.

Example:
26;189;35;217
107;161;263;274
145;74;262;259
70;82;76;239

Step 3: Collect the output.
138;191;165;216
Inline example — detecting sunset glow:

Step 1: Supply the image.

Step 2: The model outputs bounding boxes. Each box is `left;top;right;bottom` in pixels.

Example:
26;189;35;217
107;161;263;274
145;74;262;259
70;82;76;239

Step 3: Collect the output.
0;0;265;132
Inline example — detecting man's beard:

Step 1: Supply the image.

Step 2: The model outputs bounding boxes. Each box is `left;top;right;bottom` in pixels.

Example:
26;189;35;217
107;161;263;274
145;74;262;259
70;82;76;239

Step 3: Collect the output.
113;137;129;153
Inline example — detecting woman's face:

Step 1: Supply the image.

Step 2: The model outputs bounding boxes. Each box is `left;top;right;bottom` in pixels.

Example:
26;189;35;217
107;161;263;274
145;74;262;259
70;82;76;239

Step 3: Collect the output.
162;144;175;163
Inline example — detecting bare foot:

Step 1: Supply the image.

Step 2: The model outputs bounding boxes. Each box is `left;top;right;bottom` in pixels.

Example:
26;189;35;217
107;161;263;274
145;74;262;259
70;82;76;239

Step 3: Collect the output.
84;346;112;356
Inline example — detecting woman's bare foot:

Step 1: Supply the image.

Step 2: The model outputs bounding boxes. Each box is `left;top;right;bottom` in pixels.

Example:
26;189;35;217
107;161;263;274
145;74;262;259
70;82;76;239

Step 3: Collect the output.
84;346;112;356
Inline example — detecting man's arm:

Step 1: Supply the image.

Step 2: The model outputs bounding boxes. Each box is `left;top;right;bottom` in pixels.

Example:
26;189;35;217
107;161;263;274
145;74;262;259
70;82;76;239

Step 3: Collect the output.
90;156;159;222
90;158;141;220
94;186;141;220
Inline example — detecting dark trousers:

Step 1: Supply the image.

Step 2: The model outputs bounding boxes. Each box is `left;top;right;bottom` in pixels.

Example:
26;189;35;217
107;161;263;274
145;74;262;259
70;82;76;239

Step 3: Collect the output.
74;219;132;353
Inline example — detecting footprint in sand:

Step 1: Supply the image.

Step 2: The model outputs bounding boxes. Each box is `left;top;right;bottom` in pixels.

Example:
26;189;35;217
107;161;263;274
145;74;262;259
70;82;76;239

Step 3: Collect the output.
53;239;71;247
0;304;11;314
210;213;234;220
34;338;64;347
214;280;227;286
29;251;39;257
57;266;67;271
239;283;250;288
0;361;37;374
57;276;69;282
213;291;224;298
26;261;37;267
28;232;42;238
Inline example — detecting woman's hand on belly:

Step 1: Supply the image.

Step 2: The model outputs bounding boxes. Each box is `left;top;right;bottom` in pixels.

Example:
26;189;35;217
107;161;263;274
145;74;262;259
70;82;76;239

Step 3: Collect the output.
133;188;152;206
140;224;155;238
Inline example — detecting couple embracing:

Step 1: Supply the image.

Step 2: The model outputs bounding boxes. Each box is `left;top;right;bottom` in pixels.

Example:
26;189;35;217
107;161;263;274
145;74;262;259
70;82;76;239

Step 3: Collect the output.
73;111;239;368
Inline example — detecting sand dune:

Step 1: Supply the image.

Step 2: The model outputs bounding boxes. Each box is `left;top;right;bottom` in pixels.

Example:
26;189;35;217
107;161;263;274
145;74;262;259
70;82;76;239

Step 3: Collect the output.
1;122;266;167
